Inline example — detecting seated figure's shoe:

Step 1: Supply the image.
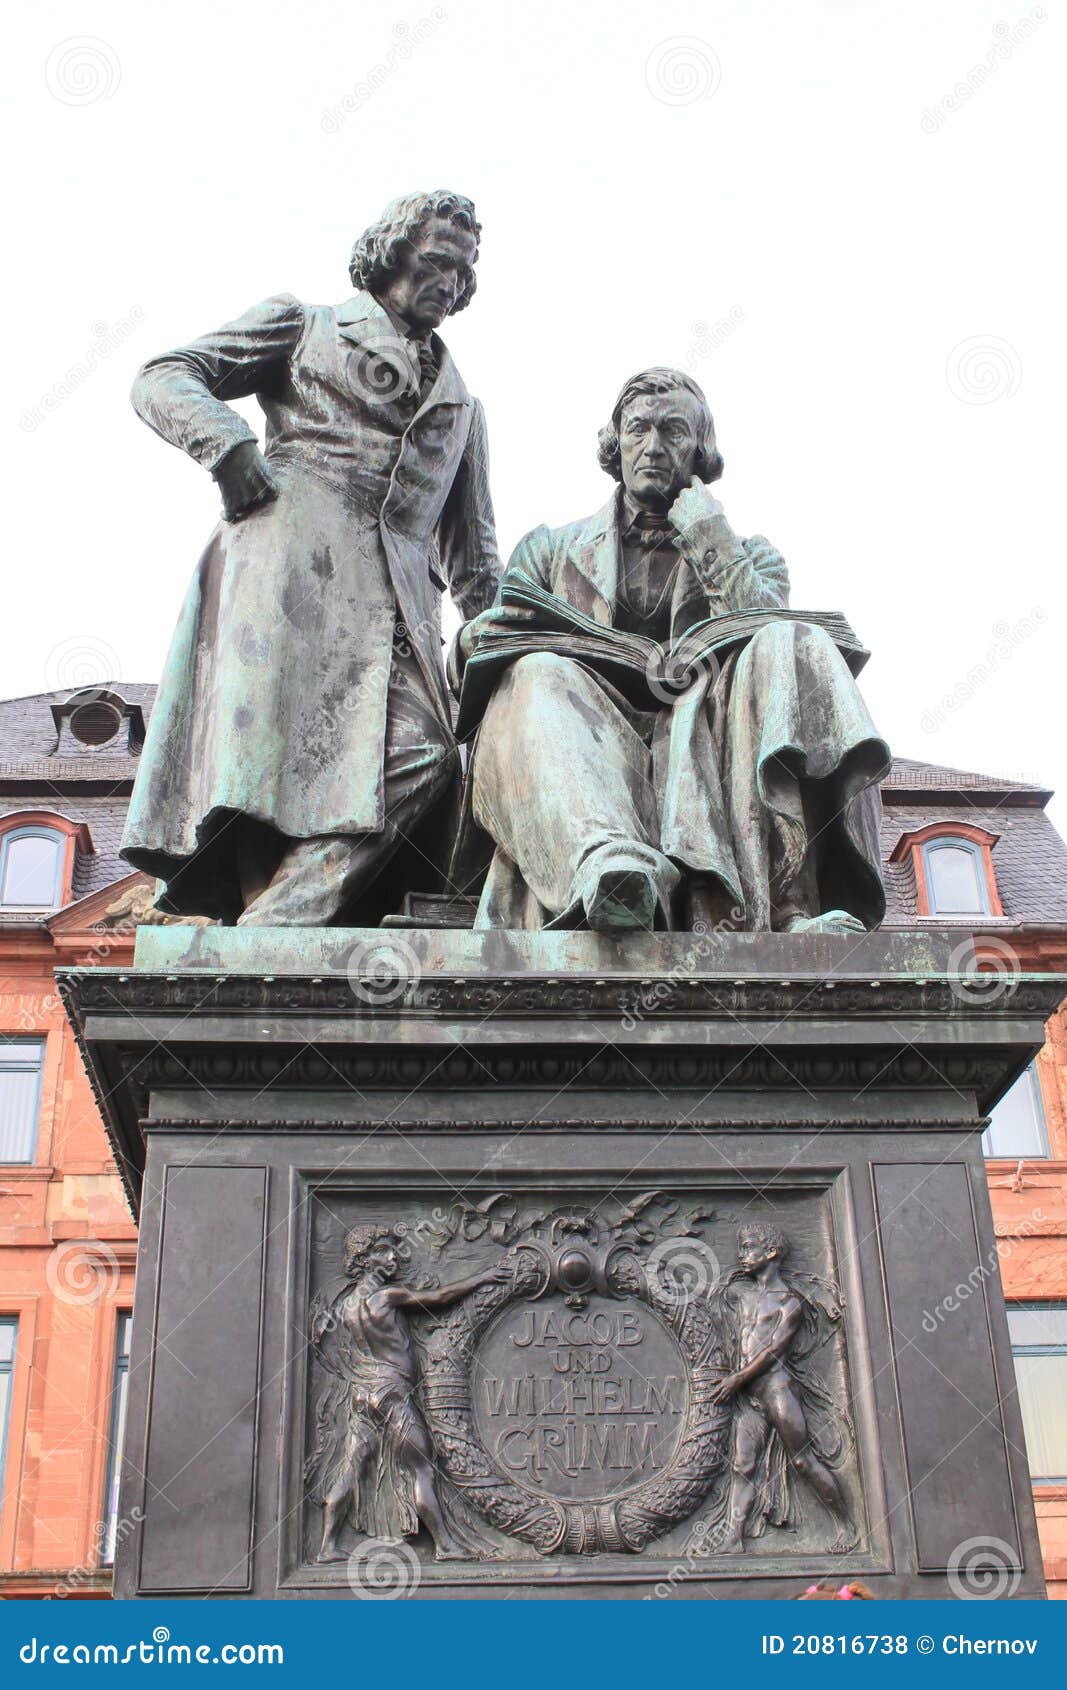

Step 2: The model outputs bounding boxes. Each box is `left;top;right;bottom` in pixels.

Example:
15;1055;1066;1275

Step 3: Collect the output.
779;909;867;935
584;868;658;932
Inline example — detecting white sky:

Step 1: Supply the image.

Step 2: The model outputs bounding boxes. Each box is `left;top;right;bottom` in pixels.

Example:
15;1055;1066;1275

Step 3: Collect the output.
5;0;1064;826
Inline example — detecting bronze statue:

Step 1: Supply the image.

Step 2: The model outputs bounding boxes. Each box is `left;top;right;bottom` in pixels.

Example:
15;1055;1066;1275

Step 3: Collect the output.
451;367;889;932
306;1225;508;1562
121;191;501;925
708;1222;854;1552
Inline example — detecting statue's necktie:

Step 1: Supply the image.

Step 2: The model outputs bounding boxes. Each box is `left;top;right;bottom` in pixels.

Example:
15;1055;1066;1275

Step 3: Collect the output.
416;339;438;396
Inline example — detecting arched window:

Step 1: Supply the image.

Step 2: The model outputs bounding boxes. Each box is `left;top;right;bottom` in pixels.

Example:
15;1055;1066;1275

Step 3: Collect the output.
922;838;990;916
890;823;1003;920
0;827;64;909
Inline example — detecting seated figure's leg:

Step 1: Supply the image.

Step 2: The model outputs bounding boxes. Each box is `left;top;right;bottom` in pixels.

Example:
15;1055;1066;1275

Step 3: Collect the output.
470;653;680;929
721;622;890;933
770;773;863;935
237;643;459;926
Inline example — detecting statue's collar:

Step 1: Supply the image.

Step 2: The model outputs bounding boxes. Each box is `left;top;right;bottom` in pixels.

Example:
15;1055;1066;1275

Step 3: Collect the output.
562;495;621;624
335;290;434;350
334;290;468;412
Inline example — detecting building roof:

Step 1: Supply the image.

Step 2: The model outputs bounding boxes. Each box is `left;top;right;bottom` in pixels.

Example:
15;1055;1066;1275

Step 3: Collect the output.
0;683;155;784
883;756;1053;806
878;760;1066;923
0;686;155;906
880;806;1067;925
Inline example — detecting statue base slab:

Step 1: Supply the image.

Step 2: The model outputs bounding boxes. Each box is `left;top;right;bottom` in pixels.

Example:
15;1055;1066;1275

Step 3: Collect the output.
59;929;1060;1599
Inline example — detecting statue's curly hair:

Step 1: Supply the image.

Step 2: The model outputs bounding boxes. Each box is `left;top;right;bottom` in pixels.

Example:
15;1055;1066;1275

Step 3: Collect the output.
737;1220;788;1260
597;367;724;484
342;1224;398;1276
349;190;481;313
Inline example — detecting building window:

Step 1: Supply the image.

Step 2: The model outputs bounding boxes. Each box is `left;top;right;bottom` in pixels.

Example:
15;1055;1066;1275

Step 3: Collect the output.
1008;1305;1067;1484
0;1040;44;1163
922;838;990;916
890;823;1003;919
984;1064;1050;1158
0;1318;16;1511
50;689;145;758
69;698;123;748
101;1312;133;1565
0;827;64;909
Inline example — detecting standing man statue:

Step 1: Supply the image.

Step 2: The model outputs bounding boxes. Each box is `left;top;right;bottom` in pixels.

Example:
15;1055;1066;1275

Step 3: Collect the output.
121;191;501;925
452;367;889;932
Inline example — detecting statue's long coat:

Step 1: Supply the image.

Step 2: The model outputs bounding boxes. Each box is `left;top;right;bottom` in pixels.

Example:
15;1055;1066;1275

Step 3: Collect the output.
122;290;499;917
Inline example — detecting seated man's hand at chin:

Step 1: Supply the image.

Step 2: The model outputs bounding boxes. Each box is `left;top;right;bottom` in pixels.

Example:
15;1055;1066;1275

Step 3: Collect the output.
668;474;724;533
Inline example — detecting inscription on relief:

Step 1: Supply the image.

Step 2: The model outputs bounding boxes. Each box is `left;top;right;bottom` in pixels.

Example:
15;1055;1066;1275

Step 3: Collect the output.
474;1297;688;1499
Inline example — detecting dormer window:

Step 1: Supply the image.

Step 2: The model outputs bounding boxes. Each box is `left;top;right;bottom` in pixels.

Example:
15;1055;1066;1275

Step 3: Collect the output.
923;838;989;916
890;823;1003;920
0;827;64;909
49;689;145;757
0;813;93;912
69;697;124;747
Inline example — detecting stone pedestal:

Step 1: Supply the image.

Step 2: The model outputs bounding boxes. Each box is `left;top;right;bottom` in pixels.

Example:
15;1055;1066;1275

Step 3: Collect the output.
60;928;1062;1599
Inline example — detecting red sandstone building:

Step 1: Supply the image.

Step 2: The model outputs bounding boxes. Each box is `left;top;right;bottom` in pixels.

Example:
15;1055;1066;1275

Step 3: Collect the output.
1;689;1065;1595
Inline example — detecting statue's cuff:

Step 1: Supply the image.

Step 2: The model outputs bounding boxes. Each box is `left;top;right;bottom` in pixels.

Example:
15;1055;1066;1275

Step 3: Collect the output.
203;423;259;475
445;629;467;697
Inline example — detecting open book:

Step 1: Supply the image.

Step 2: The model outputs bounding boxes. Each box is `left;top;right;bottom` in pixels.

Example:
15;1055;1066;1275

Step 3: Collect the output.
454;578;869;739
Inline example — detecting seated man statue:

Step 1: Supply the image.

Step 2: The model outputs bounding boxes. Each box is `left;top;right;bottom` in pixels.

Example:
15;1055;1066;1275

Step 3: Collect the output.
452;367;890;933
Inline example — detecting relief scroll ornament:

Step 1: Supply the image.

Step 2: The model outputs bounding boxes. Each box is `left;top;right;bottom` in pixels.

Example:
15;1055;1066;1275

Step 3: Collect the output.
306;1199;857;1563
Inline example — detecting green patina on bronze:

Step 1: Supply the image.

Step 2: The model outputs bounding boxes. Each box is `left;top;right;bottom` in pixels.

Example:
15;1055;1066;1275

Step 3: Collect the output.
121;209;889;937
451;367;890;934
120;191;500;926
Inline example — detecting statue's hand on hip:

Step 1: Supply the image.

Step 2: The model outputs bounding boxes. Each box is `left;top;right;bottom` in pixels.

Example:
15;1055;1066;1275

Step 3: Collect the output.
213;441;279;522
